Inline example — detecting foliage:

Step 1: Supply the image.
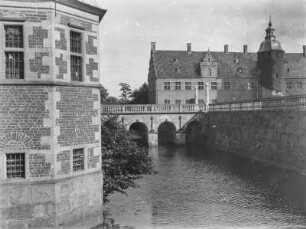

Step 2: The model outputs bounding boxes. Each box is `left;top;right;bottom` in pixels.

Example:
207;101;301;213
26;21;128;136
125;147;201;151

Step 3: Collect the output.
101;116;155;203
119;83;132;103
130;82;149;104
100;85;109;104
106;96;118;104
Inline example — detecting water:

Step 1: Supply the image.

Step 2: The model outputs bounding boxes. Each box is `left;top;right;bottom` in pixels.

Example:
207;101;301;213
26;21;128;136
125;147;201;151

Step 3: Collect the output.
103;145;306;229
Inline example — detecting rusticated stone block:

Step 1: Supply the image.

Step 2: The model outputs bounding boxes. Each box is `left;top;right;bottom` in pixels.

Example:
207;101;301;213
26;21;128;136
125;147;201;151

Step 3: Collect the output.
55;27;67;50
29;52;50;78
9;187;28;206
30;185;54;204
28;26;48;49
9;204;33;219
8;220;26;229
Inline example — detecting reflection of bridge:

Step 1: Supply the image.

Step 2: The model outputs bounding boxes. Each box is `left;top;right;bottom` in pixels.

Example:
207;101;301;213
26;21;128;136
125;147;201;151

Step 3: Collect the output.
101;95;306;145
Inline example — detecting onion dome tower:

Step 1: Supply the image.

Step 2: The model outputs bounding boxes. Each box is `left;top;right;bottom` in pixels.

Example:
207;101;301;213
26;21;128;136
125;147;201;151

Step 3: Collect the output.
257;17;285;97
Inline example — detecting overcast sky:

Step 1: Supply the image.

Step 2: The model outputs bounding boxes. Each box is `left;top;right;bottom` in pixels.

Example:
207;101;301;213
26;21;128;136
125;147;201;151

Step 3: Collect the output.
92;0;306;97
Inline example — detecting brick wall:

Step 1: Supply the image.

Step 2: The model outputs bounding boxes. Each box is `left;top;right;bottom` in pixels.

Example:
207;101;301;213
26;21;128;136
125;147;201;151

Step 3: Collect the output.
86;58;99;82
55;27;67;51
56;87;99;147
28;26;48;49
0;86;51;150
55;54;67;79
29;52;50;79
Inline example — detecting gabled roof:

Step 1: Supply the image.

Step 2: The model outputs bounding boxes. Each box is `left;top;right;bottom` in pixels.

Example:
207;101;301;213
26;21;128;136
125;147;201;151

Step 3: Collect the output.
152;50;306;80
152;50;258;79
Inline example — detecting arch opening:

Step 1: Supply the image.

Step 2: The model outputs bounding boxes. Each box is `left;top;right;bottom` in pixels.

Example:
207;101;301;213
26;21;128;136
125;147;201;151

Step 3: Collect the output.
158;121;176;145
129;122;149;146
186;121;201;144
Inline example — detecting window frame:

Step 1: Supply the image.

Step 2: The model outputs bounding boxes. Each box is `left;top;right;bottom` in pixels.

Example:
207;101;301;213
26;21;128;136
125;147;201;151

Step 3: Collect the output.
223;81;230;90
73;148;85;172
164;82;170;90
198;82;204;90
6;153;26;179
211;82;218;90
247;82;254;90
286;81;292;89
4;24;24;79
185;82;192;90
175;82;181;90
164;99;170;105
175;99;181;105
70;30;83;82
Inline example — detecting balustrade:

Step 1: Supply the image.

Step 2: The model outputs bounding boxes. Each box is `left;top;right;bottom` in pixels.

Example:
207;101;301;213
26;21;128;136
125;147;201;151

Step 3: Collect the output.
101;95;306;114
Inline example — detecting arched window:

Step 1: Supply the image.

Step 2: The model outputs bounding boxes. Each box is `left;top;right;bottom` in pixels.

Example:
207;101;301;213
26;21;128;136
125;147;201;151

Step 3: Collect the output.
208;68;212;76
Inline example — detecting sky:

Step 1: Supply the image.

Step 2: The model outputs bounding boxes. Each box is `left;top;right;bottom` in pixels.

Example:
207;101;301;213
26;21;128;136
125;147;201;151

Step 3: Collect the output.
89;0;306;97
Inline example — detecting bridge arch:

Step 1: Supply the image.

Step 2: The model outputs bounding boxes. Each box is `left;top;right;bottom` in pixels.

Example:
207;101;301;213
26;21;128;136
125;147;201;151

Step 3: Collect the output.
158;121;177;145
129;122;149;145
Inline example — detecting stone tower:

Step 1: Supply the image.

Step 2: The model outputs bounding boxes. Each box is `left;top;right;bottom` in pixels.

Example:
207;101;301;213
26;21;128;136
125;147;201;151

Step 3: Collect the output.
257;17;285;97
0;0;106;228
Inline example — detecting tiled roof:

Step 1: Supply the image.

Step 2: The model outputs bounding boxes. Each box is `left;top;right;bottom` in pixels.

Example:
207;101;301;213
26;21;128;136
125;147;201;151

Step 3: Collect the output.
152;50;306;80
284;53;306;79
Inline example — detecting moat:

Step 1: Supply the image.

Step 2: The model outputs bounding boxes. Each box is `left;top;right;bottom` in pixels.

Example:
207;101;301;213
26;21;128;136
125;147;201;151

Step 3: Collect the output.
103;145;306;229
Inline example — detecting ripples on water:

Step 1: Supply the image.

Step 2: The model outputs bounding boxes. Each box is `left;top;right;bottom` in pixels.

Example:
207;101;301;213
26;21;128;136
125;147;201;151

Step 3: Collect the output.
103;145;306;229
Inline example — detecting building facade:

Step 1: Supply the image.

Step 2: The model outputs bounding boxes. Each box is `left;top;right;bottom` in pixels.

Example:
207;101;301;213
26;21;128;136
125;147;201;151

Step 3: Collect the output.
0;0;106;228
148;20;306;105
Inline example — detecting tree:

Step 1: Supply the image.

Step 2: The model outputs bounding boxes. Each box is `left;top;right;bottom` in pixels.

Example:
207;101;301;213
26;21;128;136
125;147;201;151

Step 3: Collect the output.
106;96;118;104
119;83;132;103
101;116;155;203
130;82;149;104
100;85;109;104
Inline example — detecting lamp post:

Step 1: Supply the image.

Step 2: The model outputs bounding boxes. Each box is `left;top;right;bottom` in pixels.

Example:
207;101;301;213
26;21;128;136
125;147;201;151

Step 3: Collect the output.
205;82;210;111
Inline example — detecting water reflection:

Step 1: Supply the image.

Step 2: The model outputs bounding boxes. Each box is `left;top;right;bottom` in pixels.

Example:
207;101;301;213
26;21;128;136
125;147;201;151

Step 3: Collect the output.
102;145;306;229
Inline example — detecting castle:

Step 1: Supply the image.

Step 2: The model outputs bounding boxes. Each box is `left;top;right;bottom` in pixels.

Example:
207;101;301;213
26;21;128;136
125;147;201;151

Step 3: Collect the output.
0;0;106;228
148;19;306;105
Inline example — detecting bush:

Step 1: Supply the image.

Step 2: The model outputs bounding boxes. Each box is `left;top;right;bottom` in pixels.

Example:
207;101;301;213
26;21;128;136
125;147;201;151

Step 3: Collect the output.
101;116;155;203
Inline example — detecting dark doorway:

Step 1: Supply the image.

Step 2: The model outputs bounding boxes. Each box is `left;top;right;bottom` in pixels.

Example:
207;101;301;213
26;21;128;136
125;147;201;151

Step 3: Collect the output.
158;121;176;145
129;122;149;145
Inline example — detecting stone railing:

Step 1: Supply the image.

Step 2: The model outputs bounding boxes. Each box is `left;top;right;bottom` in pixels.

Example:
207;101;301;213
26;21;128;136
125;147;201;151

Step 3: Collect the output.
101;95;306;114
101;104;207;114
209;94;306;112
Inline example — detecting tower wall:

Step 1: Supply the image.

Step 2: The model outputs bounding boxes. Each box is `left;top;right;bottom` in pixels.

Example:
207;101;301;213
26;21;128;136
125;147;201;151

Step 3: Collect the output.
258;50;285;97
0;1;105;228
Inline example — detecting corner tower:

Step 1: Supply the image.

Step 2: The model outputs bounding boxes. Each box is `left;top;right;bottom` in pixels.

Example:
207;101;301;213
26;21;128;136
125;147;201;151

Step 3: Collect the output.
0;0;106;228
257;17;285;97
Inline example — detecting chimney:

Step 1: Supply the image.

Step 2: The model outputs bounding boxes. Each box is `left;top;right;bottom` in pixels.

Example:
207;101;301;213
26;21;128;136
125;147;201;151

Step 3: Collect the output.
151;42;156;51
187;43;192;54
243;45;248;54
224;44;228;53
303;45;306;57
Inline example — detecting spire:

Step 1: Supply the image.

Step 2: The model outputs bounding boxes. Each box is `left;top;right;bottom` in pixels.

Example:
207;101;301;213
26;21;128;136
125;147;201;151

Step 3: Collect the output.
265;15;275;40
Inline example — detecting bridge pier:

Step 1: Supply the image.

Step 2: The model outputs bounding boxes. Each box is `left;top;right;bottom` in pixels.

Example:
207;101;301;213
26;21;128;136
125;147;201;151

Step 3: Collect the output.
176;131;186;145
149;131;158;146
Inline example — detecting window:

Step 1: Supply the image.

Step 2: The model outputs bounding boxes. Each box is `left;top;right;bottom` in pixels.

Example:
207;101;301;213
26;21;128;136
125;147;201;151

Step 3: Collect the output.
70;31;82;81
286;81;292;89
175;82;181;90
247;82;254;90
70;31;82;53
5;25;24;79
198;99;205;104
211;82;218;90
224;81;230;90
5;25;23;48
175;99;181;105
71;56;82;81
198;82;204;90
6;153;25;179
208;68;212;76
164;82;170;90
73;148;84;172
185;99;191;104
164;99;170;105
297;82;303;89
5;52;24;79
185;82;192;90
211;99;217;104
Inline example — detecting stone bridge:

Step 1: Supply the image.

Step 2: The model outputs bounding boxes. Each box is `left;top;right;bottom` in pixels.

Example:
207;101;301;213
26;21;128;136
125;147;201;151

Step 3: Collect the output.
101;95;306;146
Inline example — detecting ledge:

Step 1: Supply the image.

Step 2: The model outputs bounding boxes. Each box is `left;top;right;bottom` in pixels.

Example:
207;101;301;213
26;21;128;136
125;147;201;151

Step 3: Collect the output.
0;79;103;89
